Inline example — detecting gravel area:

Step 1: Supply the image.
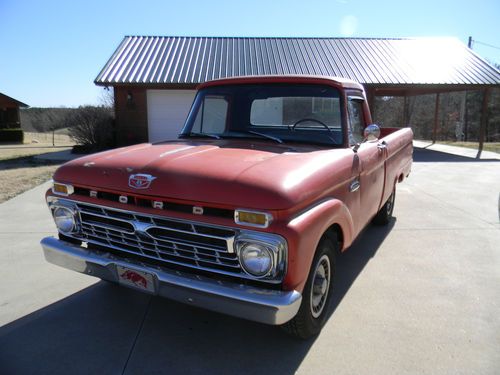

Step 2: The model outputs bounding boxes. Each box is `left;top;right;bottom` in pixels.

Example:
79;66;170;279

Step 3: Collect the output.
0;146;72;203
0;159;60;203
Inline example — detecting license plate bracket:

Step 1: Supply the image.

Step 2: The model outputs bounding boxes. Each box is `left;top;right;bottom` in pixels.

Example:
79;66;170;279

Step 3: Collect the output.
116;265;156;294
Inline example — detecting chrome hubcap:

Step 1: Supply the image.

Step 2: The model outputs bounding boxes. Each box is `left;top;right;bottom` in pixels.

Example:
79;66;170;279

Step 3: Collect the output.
310;255;331;318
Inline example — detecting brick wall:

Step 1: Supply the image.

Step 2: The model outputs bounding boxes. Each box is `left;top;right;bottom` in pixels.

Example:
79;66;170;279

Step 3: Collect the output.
114;87;149;146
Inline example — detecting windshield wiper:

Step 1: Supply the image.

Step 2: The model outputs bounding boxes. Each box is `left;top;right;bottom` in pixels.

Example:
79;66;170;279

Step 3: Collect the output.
181;132;221;140
245;130;283;144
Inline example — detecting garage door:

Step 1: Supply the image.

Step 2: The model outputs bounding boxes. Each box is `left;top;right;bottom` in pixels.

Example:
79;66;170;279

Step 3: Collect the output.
147;90;196;142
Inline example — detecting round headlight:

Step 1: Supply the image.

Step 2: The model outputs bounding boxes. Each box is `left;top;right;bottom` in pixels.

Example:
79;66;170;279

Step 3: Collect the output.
53;207;76;233
239;243;273;277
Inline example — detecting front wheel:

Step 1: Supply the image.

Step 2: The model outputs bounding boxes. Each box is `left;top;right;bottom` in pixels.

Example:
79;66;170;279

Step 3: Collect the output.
281;235;337;339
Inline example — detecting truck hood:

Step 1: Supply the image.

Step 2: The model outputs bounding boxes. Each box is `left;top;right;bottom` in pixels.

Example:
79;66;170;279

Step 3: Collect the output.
54;140;354;210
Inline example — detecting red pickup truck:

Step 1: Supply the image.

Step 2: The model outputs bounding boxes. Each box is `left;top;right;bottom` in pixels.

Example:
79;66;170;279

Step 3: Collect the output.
41;76;413;338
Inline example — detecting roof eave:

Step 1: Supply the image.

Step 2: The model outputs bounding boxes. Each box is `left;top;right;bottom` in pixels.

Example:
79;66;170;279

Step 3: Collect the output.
0;93;29;107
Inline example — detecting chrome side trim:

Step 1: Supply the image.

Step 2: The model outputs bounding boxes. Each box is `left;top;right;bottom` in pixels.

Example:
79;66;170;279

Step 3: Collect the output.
41;237;301;325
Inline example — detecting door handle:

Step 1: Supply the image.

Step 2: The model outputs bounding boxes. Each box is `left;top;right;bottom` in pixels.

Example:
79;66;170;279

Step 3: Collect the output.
349;179;360;192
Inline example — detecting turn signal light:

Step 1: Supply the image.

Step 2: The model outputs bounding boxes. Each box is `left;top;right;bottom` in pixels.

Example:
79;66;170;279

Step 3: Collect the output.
52;182;74;196
235;210;272;228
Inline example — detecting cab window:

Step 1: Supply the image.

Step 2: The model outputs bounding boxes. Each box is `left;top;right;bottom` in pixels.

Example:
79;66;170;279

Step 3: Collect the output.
347;98;365;145
191;95;229;134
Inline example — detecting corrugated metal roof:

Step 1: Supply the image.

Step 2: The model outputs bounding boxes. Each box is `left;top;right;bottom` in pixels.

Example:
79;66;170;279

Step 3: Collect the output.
95;36;500;86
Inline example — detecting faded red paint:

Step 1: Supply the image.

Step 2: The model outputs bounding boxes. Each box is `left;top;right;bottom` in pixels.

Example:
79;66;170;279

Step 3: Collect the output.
48;76;413;293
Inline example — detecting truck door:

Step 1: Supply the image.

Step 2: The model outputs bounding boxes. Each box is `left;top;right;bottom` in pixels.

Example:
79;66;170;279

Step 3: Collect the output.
347;97;386;232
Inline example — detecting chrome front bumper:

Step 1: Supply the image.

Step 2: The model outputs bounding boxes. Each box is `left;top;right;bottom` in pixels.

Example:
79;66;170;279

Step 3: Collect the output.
40;237;301;325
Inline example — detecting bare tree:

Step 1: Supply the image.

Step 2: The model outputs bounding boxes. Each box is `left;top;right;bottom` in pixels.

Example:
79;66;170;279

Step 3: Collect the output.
99;87;115;111
21;108;70;133
67;106;114;151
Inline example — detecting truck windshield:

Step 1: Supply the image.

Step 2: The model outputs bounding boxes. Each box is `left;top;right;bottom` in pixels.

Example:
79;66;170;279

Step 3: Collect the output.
181;84;343;146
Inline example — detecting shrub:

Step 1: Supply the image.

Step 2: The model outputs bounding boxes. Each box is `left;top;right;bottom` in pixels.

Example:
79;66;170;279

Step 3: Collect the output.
67;106;114;152
0;128;24;143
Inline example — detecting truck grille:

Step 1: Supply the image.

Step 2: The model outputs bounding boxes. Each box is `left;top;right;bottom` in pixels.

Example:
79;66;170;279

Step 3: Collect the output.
71;202;244;278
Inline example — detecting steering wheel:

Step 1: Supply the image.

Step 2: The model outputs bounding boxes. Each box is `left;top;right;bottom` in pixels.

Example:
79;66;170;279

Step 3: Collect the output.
291;118;331;132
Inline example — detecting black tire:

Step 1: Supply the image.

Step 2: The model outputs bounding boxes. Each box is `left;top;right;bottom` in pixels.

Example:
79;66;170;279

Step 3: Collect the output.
372;188;396;225
281;235;337;339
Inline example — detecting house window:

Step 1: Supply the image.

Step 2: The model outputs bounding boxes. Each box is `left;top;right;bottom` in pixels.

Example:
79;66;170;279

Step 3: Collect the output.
312;97;335;113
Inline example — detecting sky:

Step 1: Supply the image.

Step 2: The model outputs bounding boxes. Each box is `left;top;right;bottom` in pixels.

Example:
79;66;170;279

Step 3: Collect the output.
1;0;499;107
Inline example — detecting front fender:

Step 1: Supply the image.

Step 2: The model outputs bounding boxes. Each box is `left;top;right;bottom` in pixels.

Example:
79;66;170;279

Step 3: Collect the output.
279;198;354;292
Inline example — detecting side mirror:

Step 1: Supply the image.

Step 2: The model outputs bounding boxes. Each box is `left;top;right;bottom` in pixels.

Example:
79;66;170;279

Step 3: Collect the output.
363;124;381;141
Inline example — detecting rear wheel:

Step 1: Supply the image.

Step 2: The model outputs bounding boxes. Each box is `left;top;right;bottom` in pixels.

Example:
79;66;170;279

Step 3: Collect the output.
372;188;396;225
281;235;337;339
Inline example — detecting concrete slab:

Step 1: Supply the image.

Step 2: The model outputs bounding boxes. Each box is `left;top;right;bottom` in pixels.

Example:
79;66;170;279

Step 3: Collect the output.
0;181;97;325
0;284;151;375
122;297;311;375
0;182;151;374
0;149;499;375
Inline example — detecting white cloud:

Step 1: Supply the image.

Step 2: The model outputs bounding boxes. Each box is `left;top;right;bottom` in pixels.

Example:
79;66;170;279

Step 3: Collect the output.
340;15;358;36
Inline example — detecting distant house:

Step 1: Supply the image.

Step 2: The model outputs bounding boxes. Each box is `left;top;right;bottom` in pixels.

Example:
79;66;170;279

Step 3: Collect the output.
95;36;500;145
0;93;28;130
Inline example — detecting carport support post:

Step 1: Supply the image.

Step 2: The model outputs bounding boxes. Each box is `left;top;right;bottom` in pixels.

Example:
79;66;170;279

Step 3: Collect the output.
432;93;440;144
366;88;375;122
476;88;491;159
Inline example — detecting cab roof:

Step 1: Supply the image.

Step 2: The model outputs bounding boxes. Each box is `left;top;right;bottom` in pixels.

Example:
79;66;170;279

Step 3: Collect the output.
197;75;365;91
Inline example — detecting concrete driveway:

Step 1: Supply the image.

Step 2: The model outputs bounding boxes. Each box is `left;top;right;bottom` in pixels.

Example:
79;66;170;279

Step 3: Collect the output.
0;148;499;375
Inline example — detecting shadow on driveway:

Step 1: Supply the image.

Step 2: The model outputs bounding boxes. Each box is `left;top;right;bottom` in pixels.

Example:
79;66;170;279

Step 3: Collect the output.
0;222;395;375
413;147;500;163
326;220;395;322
